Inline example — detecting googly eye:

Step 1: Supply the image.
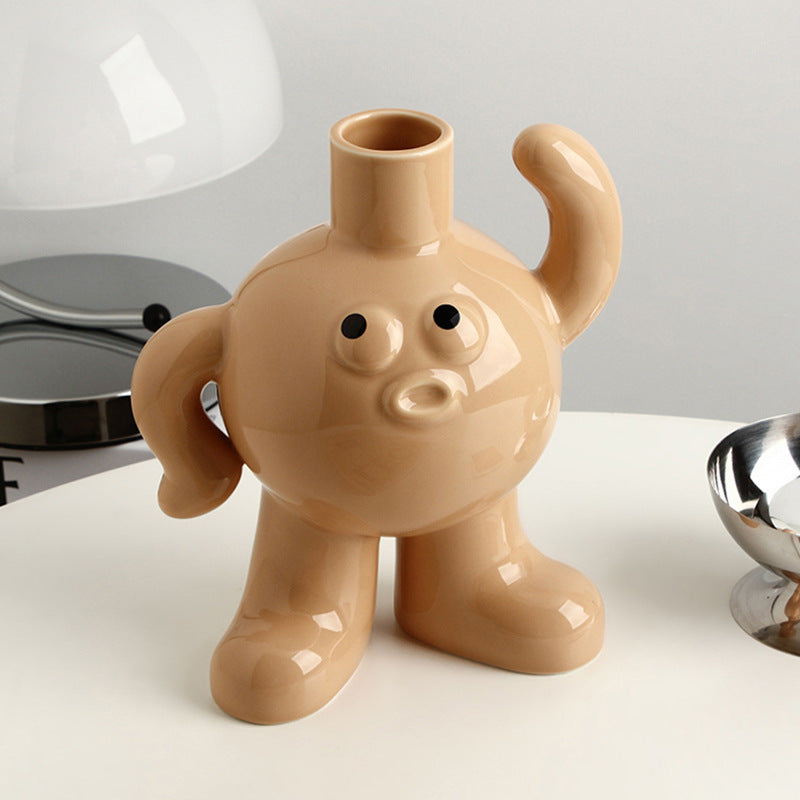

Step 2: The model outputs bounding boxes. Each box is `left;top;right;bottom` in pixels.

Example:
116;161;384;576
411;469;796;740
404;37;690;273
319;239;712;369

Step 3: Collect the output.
426;297;486;365
333;306;403;374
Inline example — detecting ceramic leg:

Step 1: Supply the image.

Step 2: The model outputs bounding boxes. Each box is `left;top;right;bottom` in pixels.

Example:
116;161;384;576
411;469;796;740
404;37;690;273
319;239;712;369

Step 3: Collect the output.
395;490;603;673
210;491;380;724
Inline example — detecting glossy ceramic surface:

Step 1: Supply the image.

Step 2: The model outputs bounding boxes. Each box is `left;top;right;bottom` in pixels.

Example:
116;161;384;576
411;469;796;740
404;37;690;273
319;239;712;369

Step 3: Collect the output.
132;108;622;722
708;413;800;654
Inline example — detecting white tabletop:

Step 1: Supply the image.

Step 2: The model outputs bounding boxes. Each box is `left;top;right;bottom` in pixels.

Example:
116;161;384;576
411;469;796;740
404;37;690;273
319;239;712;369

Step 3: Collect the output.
0;412;787;799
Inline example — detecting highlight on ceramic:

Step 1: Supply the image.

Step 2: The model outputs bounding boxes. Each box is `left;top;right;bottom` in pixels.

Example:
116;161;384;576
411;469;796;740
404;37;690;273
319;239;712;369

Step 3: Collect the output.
132;108;622;723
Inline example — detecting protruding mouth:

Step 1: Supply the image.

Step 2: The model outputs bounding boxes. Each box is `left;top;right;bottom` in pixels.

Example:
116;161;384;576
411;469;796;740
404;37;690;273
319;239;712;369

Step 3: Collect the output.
383;371;459;426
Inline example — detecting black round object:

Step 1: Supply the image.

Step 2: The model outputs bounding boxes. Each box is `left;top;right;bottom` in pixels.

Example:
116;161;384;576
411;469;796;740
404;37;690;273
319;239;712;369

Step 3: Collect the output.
433;304;460;330
142;303;172;332
341;313;367;339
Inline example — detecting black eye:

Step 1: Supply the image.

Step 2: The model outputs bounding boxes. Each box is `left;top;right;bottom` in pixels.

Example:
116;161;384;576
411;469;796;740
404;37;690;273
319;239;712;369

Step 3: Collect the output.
433;304;460;330
341;313;367;339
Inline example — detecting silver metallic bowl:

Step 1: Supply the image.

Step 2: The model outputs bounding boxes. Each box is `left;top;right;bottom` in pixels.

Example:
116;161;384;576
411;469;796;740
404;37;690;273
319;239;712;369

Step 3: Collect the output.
708;412;800;654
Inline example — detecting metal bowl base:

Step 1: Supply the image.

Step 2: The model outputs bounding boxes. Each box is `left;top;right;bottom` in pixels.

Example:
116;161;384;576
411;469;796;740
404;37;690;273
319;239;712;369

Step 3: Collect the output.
730;567;800;656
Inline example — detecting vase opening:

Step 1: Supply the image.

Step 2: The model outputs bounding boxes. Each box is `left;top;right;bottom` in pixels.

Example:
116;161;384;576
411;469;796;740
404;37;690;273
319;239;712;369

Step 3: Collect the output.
339;112;443;152
330;109;453;248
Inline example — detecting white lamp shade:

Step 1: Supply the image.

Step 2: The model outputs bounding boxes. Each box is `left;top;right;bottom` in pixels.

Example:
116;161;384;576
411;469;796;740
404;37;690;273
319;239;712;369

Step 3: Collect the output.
0;0;282;209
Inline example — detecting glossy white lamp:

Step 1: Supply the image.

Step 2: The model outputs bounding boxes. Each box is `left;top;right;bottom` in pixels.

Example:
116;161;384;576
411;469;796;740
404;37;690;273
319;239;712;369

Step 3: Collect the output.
0;0;282;448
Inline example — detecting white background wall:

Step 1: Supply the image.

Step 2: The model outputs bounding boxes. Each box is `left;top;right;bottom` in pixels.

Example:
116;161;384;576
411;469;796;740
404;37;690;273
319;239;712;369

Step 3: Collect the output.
3;0;799;423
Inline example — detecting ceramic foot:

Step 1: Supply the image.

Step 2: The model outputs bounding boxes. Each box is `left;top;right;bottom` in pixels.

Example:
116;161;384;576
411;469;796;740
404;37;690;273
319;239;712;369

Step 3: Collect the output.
210;493;380;724
395;491;603;673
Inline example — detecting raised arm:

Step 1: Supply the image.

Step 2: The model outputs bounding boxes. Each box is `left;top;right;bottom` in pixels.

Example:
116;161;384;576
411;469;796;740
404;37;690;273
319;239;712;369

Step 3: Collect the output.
513;124;622;347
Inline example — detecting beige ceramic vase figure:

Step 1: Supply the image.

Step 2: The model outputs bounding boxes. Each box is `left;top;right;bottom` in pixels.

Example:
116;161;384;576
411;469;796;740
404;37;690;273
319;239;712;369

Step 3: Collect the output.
131;109;622;724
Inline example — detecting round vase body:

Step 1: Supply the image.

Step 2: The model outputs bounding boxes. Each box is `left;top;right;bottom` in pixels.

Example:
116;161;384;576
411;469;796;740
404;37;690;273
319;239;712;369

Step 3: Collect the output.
219;219;562;536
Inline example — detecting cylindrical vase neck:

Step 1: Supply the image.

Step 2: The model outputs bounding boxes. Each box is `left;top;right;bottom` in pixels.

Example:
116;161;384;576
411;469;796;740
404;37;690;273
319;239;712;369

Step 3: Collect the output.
329;109;454;249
